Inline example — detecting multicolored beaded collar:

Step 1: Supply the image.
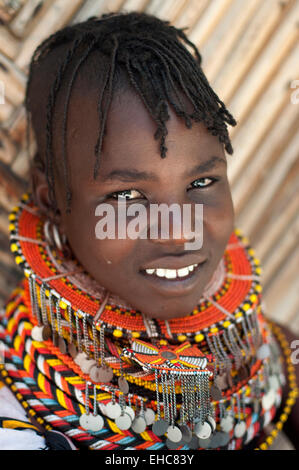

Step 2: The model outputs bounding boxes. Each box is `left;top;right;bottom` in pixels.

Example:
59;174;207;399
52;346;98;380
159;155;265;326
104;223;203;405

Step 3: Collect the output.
0;192;288;450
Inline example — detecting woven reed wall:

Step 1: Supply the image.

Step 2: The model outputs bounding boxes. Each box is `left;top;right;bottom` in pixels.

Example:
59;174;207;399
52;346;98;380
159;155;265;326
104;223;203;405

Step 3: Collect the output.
0;0;298;332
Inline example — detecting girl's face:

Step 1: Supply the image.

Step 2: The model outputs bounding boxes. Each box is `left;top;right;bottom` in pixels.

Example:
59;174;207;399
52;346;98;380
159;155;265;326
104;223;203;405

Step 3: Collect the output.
36;89;234;320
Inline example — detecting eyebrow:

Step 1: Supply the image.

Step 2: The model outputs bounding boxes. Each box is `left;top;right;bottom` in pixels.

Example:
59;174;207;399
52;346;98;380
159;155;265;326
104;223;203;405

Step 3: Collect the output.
102;156;226;182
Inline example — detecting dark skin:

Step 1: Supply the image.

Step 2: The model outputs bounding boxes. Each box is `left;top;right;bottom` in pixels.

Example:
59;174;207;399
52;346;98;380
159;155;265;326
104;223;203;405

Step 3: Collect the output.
31;85;298;447
32;88;234;320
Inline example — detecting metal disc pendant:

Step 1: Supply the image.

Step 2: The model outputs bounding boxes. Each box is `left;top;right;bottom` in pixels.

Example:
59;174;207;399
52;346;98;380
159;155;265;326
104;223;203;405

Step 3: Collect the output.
187;435;199;450
42;325;52;341
58;337;67;354
257;344;271;360
215;373;228;391
217;431;231;447
210;384;222;401
118;377;129;394
53;331;59;347
68;343;77;359
79;413;90;429
166;425;183;443
98;403;107;416
198;436;212;448
144;408;155;426
220;415;234;433
79;413;104;431
81;358;97;375
123;406;135;422
234;421;246;438
262;389;275;411
105;402;121;419
74;352;88;366
131;416;147;434
166;438;185;450
209;431;230;449
207;415;216;432
92;365;113;383
194;421;212;440
115;413;132;431
180;424;192;443
152;418;169;436
87;414;104;432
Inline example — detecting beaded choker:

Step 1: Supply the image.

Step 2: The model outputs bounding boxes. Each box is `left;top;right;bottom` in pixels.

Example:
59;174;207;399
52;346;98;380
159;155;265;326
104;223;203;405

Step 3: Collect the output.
0;193;288;450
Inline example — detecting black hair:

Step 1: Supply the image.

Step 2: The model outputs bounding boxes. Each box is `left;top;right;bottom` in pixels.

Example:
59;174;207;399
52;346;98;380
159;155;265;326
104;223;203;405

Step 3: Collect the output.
25;11;237;214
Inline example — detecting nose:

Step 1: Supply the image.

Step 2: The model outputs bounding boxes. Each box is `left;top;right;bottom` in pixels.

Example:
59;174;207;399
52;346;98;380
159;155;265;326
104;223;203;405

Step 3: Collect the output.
146;202;202;249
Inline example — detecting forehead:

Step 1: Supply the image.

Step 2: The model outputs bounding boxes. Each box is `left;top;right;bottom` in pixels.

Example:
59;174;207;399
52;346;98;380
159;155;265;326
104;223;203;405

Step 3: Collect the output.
61;87;225;184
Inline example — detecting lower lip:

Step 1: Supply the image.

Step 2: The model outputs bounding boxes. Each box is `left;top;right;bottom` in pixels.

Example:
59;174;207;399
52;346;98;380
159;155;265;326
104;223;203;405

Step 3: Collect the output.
139;261;207;297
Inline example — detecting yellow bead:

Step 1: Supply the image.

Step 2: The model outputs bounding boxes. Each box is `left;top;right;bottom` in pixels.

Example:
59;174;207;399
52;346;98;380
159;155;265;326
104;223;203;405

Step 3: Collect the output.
248;248;255;256
9;223;16;231
266;436;273;445
256;267;262;274
195;334;204;342
276;422;283;430
280;414;288;422
113;329;123;338
178;334;187;342
11;243;18;252
242;237;249;245
256;285;262;293
159;339;167;345
210;327;218;334
15;256;24;264
253;258;260;265
132;331;140;338
59;300;67;309
45;289;50;297
260;443;268;450
243;304;250;311
235;229;242;236
223;321;231;328
9;214;16;221
271;429;278;437
235;312;243;318
22;193;29;201
250;294;258;303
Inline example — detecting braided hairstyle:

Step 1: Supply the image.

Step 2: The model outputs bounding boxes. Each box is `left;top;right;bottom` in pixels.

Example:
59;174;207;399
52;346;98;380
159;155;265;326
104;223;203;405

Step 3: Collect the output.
25;11;237;214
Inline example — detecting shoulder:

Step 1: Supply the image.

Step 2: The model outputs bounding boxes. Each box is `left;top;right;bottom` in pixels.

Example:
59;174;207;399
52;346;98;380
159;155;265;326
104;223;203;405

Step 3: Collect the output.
0;383;47;450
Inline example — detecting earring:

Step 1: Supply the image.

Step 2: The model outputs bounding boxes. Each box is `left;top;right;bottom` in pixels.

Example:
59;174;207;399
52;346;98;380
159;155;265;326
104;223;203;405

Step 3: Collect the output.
44;219;70;258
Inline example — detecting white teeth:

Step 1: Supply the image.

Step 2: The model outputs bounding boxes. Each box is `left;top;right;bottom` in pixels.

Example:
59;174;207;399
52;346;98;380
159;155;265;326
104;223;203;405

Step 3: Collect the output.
145;264;198;279
156;269;165;277
177;267;189;277
165;269;177;279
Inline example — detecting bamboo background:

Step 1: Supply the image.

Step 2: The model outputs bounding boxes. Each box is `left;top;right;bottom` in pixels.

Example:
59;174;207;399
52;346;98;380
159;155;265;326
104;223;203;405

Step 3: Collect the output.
0;0;298;333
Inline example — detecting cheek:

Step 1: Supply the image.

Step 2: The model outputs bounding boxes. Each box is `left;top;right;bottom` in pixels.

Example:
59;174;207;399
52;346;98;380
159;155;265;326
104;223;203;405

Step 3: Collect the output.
203;191;234;246
64;206;139;268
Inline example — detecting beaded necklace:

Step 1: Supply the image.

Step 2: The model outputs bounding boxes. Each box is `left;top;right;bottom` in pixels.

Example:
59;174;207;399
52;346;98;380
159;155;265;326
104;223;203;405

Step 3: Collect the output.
0;192;296;450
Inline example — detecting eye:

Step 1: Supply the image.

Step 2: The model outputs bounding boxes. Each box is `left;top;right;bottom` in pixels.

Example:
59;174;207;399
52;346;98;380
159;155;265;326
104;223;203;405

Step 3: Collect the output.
109;189;145;200
188;177;216;190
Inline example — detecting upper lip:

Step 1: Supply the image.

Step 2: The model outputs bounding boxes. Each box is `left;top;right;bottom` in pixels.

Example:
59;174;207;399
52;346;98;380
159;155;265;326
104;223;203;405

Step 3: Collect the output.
141;254;207;271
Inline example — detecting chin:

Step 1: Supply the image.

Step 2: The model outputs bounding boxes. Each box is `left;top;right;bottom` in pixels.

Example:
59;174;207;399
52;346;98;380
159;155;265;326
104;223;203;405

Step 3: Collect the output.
136;296;199;321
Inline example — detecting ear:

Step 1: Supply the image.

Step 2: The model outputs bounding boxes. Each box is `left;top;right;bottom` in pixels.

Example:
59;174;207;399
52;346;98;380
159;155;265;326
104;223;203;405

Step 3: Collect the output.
30;165;59;223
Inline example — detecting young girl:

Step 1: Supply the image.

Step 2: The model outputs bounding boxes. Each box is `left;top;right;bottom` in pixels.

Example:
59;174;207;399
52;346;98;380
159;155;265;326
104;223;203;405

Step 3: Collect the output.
0;11;297;450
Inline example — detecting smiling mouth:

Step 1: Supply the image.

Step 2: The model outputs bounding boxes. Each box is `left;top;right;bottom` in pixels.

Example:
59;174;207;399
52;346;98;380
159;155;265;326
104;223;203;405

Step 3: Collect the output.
142;263;200;280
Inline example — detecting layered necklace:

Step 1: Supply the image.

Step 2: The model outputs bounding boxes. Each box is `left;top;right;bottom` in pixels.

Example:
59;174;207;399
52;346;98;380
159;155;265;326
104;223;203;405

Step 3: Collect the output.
0;192;291;450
